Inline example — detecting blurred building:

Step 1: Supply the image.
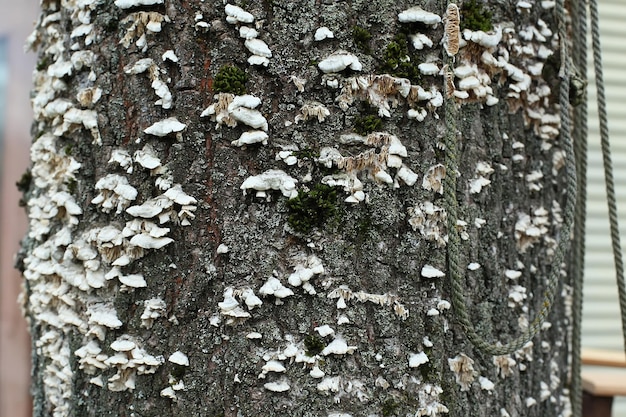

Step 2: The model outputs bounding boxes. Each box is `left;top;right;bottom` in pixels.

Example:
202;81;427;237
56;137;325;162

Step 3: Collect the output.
0;2;38;417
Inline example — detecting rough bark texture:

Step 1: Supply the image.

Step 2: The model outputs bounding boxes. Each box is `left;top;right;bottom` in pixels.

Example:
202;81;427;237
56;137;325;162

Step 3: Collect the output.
19;1;574;416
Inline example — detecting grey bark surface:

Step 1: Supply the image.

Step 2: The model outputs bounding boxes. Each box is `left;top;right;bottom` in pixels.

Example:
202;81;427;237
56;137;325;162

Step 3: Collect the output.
19;1;574;416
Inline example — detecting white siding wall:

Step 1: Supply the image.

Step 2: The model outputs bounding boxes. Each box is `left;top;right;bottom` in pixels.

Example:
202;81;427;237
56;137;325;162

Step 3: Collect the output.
581;0;626;415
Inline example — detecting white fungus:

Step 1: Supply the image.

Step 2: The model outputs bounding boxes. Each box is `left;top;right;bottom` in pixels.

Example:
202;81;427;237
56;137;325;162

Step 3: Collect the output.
421;265;445;278
264;381;291;392
225;4;254;24
240;169;298;199
398;7;441;25
315;27;334;41
321;336;357;356
144;117;187;139
168;351;189;366
409;352;429;368
115;0;164;9
318;51;362;74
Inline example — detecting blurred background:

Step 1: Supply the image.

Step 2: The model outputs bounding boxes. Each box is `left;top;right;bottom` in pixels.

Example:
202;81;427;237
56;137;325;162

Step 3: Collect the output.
0;1;38;416
1;1;626;416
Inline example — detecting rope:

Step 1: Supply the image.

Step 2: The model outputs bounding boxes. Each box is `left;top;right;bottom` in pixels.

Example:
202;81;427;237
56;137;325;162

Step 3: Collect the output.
444;0;578;356
589;0;626;354
570;0;588;414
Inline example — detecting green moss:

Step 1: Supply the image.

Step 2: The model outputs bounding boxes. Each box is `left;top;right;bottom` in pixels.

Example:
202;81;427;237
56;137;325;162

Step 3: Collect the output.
354;115;383;135
64;144;73;156
66;179;77;195
213;65;247;95
382;399;399;417
292;148;317;160
36;57;50;71
304;334;326;356
460;0;493;32
287;184;338;234
352;25;372;53
16;169;32;193
382;35;421;83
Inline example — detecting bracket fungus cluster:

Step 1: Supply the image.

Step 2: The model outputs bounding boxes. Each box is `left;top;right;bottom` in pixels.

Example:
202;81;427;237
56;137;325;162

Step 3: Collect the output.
22;0;574;414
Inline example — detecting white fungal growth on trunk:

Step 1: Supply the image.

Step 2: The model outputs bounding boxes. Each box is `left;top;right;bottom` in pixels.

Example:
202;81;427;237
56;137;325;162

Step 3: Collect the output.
124;58;173;109
408;201;448;247
318;51;363;73
295;102;331;123
141;298;167;329
264;380;291;392
115;0;163;9
422;164;446;194
508;285;528;308
514;208;550;253
202;93;268;132
398;6;441;25
327;286;409;319
415;384;449;416
225;4;254;24
240;169;298;199
120;12;171;51
144;117;187;139
448;353;476;391
91;174;138;214
409;352;429;368
315;27;334;41
421;265;445;278
168;351;190;367
259;276;294;299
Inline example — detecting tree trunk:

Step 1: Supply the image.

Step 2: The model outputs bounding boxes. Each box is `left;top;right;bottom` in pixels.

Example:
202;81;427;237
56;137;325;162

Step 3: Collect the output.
19;0;575;416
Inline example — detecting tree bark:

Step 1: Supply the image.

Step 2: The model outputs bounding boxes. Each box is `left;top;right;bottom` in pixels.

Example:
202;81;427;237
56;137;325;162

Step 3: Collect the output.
19;0;575;416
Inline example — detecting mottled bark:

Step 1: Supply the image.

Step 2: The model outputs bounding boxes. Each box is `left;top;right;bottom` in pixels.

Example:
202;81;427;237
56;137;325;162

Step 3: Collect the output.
19;1;574;416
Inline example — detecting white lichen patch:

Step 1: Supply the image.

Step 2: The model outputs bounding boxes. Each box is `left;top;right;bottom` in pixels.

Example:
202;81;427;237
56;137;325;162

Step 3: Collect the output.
448;353;476;391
